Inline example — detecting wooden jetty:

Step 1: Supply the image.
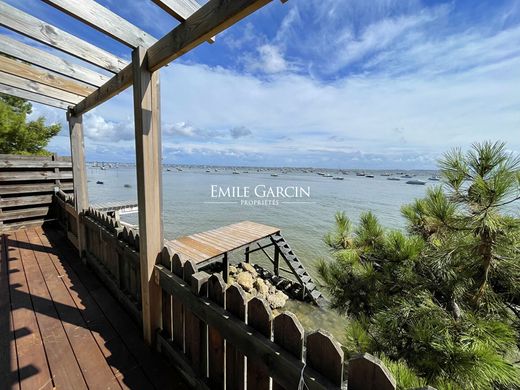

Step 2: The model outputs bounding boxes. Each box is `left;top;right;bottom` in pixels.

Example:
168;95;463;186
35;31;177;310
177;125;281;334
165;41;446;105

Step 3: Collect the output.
0;0;399;388
166;221;326;305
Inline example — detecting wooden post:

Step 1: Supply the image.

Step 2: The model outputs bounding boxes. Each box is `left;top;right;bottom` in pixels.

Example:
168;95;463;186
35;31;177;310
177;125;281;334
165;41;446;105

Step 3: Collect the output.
274;245;280;276
132;45;163;345
67;110;88;257
223;252;229;283
245;246;250;263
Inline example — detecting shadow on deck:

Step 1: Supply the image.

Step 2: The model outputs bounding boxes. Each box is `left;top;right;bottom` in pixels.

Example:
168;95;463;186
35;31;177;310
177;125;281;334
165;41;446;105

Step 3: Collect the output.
0;224;189;390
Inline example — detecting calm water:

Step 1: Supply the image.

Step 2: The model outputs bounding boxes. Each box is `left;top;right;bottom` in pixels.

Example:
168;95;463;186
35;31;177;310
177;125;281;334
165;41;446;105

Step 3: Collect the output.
87;166;435;339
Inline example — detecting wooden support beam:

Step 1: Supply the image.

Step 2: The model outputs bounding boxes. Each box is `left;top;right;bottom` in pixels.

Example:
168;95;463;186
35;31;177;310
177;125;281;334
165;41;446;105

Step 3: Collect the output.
0;55;95;97
0;35;109;87
72;0;277;115
151;0;215;43
0;1;127;72
0;72;83;104
132;46;163;345
67;111;88;256
0;83;70;109
147;0;273;71
152;0;203;21
42;0;157;48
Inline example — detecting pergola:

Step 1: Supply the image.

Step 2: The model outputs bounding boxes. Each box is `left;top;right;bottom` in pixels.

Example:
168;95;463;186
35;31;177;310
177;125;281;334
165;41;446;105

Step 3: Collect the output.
0;0;287;344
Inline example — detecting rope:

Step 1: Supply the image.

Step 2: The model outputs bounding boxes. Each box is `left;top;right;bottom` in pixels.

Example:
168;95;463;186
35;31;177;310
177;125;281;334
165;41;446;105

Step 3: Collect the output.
298;360;309;390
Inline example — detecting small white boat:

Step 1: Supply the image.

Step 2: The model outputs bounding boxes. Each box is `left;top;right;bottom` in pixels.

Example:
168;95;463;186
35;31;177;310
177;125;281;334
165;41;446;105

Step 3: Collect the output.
401;174;413;178
356;172;365;176
271;173;278;177
387;177;400;181
406;180;426;185
366;174;375;178
428;176;440;181
332;177;344;180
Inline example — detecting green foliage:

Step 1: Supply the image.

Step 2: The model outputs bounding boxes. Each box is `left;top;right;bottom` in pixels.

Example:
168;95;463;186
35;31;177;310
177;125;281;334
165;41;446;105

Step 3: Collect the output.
318;141;520;389
0;94;61;155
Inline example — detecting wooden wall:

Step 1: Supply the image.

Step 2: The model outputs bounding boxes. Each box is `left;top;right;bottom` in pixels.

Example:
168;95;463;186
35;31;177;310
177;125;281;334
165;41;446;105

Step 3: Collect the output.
0;154;73;232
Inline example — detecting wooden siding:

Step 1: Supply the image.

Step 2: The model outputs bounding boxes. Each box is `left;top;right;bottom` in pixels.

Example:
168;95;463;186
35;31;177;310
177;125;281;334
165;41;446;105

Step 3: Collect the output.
0;154;73;232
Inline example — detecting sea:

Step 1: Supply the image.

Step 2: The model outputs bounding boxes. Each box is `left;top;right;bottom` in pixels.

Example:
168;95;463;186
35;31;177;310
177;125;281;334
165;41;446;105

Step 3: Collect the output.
87;165;439;340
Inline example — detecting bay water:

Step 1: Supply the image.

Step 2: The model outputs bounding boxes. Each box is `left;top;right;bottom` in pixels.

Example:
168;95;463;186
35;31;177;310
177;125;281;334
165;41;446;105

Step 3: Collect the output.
87;166;434;339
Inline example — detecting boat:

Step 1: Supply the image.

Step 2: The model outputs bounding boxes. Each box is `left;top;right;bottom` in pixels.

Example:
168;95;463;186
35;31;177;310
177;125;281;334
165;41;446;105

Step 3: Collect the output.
428;176;440;181
124;184;131;188
166;168;172;172
406;180;426;185
96;181;104;185
381;173;391;176
401;174;413;178
356;172;365;176
387;177;400;181
332;177;344;180
366;174;375;178
232;171;240;174
206;169;211;173
324;173;333;177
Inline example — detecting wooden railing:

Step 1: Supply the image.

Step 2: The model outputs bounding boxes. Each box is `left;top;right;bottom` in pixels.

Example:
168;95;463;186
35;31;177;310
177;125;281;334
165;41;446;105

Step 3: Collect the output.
0;153;73;232
53;193;397;390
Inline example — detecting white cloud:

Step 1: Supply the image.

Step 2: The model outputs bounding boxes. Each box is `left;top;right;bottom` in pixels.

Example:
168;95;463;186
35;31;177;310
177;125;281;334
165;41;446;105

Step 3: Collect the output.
244;44;290;74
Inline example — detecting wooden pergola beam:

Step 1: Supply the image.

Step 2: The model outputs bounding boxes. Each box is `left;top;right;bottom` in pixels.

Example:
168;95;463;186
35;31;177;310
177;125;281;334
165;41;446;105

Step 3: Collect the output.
0;35;110;87
0;72;83;104
42;0;157;48
0;1;128;73
0;83;70;109
72;0;277;115
152;0;216;43
0;55;96;97
152;0;203;21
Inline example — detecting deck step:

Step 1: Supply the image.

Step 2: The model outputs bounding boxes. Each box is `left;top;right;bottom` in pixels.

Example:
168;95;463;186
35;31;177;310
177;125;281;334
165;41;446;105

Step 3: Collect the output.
270;233;324;306
311;290;322;300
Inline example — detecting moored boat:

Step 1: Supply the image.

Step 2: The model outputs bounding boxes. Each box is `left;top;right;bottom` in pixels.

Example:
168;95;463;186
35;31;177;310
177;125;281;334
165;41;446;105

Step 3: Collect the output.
406;179;426;185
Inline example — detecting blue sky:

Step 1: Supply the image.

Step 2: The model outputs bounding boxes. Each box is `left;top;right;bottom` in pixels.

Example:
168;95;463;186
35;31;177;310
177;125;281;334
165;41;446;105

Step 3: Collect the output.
4;0;520;168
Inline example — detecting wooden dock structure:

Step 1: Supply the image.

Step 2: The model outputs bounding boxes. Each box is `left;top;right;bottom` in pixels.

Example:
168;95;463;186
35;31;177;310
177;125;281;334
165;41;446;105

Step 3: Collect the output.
166;221;326;305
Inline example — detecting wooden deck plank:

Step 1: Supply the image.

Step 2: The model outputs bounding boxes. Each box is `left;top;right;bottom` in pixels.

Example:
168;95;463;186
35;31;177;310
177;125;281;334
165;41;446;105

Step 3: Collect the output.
7;233;53;390
0;235;20;390
176;236;222;257
42;227;189;390
23;229;121;389
33;228;145;387
15;230;89;389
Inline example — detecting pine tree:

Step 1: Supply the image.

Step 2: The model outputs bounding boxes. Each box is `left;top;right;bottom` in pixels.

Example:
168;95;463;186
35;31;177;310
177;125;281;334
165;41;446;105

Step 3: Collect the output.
0;94;61;155
318;141;520;389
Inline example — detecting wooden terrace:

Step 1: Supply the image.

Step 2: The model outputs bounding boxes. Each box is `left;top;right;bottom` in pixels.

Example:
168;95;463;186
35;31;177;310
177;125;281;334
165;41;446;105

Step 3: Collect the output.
1;226;188;389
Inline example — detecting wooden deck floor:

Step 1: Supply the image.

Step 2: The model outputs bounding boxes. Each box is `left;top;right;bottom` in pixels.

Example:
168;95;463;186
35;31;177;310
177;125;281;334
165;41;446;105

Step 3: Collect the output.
165;221;280;264
0;226;189;390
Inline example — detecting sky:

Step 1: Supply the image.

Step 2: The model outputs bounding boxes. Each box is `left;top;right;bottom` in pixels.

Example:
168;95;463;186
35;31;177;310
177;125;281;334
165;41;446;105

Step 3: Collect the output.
3;0;520;168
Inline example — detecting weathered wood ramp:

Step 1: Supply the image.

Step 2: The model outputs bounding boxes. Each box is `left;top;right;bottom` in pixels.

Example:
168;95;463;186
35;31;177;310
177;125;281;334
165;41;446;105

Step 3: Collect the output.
0;226;189;390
